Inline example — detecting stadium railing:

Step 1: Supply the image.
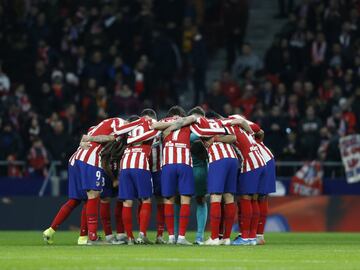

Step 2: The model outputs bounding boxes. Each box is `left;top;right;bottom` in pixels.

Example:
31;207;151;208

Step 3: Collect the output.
0;160;345;196
0;160;62;196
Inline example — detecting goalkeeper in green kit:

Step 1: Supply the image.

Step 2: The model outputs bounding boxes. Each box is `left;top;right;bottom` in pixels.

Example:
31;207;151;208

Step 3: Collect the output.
174;132;209;244
190;133;209;245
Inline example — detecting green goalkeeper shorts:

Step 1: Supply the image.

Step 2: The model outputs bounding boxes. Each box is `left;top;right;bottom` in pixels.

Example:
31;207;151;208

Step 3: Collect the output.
193;166;208;197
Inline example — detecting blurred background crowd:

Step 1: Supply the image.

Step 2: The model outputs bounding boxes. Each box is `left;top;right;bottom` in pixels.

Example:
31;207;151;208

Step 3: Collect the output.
0;0;359;176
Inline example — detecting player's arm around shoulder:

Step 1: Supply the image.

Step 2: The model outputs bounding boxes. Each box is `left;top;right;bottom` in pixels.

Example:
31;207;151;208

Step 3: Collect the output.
81;134;116;143
162;115;198;137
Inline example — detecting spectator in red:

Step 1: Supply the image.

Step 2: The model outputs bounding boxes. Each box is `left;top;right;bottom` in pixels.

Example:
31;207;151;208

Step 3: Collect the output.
27;138;49;177
220;70;241;104
339;98;357;135
7;154;22;177
236;84;257;118
318;77;334;101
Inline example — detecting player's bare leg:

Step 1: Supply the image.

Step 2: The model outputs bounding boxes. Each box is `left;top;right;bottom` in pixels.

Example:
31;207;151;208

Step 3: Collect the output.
77;201;88;245
221;193;236;245
86;190;104;245
43;199;81;244
100;197;124;245
205;193;222;245
257;194;268;245
155;196;166;244
249;194;260;245
176;195;192;245
233;195;252;246
122;199;135;245
115;200;127;242
164;196;176;244
136;198;153;244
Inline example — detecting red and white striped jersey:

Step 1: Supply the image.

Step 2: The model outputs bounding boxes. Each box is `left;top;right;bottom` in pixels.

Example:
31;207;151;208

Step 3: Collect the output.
225;124;266;173
161;116;192;166
257;141;274;163
69;117;143;168
149;135;162;172
229;114;274;162
191;117;237;163
120;118;161;170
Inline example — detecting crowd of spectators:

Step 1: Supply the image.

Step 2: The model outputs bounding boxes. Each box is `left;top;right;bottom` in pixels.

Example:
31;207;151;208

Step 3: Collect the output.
209;0;360;166
0;0;358;177
0;0;240;176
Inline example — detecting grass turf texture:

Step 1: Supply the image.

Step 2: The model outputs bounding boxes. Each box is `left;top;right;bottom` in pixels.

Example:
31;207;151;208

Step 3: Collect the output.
0;232;360;270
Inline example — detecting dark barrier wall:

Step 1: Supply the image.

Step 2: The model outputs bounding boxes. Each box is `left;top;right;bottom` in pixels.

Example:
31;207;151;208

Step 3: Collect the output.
2;177;360;196
1;196;360;232
0;197;198;231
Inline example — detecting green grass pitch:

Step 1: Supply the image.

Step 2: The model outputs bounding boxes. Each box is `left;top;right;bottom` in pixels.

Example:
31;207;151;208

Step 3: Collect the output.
0;232;360;270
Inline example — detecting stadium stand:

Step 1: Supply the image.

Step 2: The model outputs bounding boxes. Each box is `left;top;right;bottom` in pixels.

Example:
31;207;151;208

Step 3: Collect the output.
0;0;359;177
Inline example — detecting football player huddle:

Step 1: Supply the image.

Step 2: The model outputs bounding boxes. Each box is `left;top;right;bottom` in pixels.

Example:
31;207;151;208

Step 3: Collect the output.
43;105;276;246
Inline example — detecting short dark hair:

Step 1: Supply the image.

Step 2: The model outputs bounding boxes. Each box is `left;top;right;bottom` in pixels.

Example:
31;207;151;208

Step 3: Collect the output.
140;108;157;120
206;111;224;119
127;115;140;122
188;106;205;116
167;105;186;117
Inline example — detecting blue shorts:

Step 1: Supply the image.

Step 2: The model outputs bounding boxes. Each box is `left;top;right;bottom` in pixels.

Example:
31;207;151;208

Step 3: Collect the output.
68;162;87;200
161;164;194;197
208;158;238;194
118;169;153;200
152;171;162;196
258;159;276;194
101;174;117;198
237;166;266;195
76;160;105;192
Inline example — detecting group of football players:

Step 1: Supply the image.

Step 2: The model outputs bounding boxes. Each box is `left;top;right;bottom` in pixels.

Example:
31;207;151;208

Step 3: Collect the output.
43;105;276;246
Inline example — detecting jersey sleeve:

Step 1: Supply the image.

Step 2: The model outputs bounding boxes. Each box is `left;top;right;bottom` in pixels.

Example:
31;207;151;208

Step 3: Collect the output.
113;118;144;135
190;118;227;137
127;129;162;144
249;122;261;133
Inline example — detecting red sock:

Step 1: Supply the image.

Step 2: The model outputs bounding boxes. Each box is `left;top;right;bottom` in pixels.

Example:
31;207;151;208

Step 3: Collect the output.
137;201;142;226
156;203;165;237
179;204;190;237
115;201;124;234
51;199;80;230
240;198;252;239
250;200;260;238
122;206;134;239
139;202;152;236
210;202;221;239
100;202;112;236
237;201;242;234
257;198;268;235
219;203;225;237
80;202;87;236
87;197;100;241
223;202;236;239
164;204;174;235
